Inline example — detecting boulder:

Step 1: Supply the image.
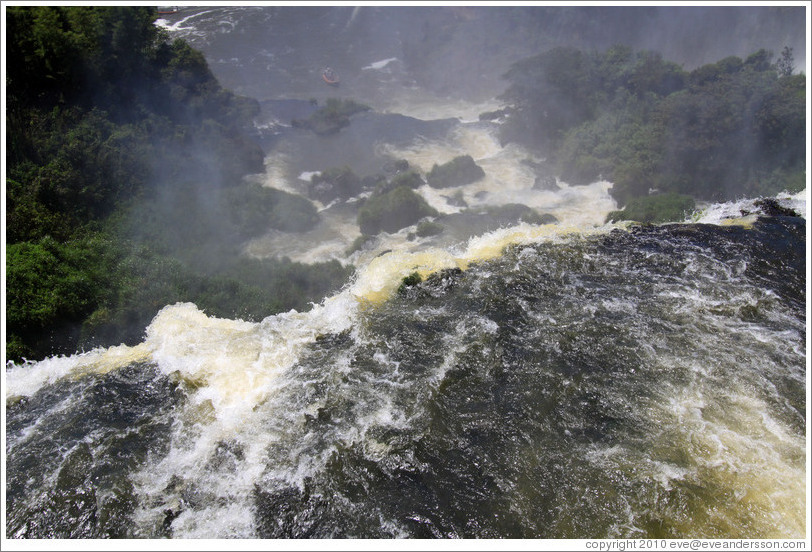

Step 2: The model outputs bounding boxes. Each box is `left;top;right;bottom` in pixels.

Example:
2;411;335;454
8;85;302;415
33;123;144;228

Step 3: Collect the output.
357;186;439;235
308;166;364;204
426;155;485;188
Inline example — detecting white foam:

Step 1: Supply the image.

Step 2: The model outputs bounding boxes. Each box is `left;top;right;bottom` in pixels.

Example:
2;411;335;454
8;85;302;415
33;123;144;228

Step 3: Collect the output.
154;9;218;33
5;343;151;399
362;57;398;71
379;124;617;227
690;189;807;225
298;170;320;182
777;187;808;218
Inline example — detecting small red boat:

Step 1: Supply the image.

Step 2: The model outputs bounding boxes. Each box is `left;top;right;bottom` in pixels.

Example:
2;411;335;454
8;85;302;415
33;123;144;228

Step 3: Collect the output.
322;67;340;86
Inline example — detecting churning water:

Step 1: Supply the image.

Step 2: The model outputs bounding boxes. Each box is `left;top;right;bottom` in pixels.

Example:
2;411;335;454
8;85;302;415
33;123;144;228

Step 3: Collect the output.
5;6;808;541
6;196;807;538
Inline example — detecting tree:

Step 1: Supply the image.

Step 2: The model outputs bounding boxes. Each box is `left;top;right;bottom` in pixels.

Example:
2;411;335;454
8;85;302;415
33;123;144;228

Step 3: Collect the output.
499;45;804;205
776;46;794;77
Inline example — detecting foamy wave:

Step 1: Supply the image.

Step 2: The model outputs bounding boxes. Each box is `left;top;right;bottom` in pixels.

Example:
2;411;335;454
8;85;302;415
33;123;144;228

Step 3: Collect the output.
154;9;218;33
690;189;807;225
5;343;151;400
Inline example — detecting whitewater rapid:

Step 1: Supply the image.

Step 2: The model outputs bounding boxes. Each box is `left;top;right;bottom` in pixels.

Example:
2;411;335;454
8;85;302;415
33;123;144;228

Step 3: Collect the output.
5;5;808;540
5;194;805;538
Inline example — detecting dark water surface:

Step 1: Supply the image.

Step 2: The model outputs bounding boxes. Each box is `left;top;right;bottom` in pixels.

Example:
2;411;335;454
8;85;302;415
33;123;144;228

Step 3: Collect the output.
7;214;806;538
5;5;807;541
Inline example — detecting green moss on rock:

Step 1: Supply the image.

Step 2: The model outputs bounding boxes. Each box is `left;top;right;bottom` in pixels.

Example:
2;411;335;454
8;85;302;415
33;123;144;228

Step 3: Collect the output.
357;186;439;235
397;271;423;294
426;155;486;188
375;170;425;196
345;234;377;255
415;220;444;237
308;166;364;203
291;98;371;135
228;182;320;235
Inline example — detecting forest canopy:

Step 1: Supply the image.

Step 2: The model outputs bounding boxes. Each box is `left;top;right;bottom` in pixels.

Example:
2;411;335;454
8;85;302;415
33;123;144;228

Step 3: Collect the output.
499;45;806;205
5;7;352;361
5;8;807;361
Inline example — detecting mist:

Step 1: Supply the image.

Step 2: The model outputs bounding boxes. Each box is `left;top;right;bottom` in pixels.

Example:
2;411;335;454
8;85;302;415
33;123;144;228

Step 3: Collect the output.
161;5;807;104
7;3;806;359
152;4;805;265
5;4;808;540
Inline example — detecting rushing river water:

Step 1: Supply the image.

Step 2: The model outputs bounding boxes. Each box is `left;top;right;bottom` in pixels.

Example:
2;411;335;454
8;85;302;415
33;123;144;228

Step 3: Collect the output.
4;5;808;542
6;194;807;539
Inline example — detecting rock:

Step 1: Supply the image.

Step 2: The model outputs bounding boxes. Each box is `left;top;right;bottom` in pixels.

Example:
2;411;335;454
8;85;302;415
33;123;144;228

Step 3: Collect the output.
357;186;439;235
478;107;513;121
374;170;425;196
752;197;799;217
426;155;486;188
415;220;444;238
383;158;411;175
533;174;560;191
291;98;371;135
308;166;364;204
522;159;560;191
443;190;469;208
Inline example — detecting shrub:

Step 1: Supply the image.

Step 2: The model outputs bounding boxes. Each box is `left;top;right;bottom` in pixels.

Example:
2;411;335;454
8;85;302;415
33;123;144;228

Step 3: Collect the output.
397;271;423;294
416;220;444;237
308;166;364;203
228;182;320;236
357;186;439;235
375;170;425;196
426;155;486;188
292;98;371;135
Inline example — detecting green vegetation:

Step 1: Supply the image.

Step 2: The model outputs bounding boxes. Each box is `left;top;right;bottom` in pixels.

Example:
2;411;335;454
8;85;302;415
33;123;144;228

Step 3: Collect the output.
357;186;439;235
500;45;806;206
292;98;371;135
606;192;696;224
376;170;425;195
6;7;352;361
415;220;445;238
345;234;377;256
228;182;320;235
397;272;423;294
426;155;486;188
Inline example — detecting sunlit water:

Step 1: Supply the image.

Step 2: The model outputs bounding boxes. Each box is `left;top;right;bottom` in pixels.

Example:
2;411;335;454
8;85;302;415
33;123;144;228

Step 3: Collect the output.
6;195;806;538
5;7;808;540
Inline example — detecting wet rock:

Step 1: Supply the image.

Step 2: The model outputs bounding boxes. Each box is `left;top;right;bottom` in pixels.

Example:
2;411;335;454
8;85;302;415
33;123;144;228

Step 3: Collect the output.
533;174;560;191
383;158;411;175
427;155;486;188
308;165;365;203
443;190;469;208
479;107;513;121
522;159;560;191
374;170;426;196
357;186;439;235
752;197;800;218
